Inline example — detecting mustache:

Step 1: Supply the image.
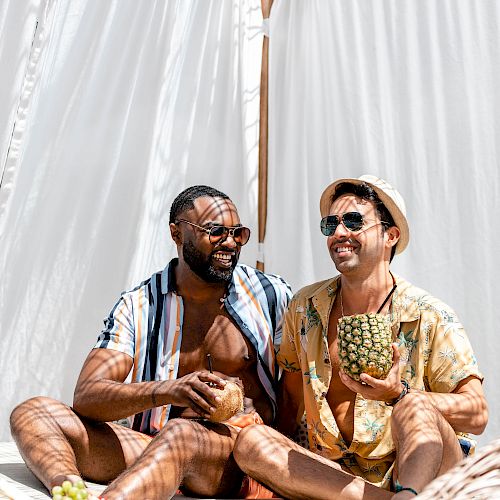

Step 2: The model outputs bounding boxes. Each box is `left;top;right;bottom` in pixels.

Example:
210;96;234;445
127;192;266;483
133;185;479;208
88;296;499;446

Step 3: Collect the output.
332;237;355;245
211;247;238;256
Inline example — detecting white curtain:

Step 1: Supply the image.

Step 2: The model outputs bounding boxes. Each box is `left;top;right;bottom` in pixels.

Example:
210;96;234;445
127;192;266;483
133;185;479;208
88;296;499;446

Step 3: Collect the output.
0;0;264;441
267;0;500;446
2;0;499;450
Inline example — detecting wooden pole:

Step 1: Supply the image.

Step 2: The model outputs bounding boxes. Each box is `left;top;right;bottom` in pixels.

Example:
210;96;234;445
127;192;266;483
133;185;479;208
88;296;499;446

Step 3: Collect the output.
257;0;273;272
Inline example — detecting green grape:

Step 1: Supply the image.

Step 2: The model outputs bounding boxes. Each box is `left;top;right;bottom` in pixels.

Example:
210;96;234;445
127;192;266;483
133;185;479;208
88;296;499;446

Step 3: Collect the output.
62;480;73;493
78;490;88;499
52;486;64;496
68;486;79;498
74;479;86;490
53;495;64;500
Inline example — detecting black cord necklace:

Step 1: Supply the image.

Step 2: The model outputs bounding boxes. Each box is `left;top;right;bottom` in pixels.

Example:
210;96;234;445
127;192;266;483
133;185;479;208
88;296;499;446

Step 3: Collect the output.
340;274;397;316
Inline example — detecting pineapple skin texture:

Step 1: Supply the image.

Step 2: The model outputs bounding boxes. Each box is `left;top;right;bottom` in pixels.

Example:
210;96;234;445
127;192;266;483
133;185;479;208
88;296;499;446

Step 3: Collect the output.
338;313;393;381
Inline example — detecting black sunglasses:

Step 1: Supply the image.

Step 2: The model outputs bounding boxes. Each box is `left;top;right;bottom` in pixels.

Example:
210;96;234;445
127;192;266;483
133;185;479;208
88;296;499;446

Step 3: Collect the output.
175;219;251;245
320;212;388;236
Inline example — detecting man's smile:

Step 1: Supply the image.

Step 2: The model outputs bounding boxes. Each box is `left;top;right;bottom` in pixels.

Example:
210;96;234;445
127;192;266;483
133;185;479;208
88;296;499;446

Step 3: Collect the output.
212;251;235;268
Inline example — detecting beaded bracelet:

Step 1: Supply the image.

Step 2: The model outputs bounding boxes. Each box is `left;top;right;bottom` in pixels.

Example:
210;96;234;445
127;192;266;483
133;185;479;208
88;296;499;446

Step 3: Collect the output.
394;480;418;495
385;379;410;406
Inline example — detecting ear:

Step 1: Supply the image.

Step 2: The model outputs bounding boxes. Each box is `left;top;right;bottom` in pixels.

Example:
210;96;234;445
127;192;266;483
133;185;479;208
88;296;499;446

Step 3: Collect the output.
385;226;400;250
169;222;182;245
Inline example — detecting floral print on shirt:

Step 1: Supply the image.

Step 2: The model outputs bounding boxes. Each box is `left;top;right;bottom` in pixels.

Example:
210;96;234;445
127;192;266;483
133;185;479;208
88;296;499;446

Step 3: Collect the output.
277;274;483;490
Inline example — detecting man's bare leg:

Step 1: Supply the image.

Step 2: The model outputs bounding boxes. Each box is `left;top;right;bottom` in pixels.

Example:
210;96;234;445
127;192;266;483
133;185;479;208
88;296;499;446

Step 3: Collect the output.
102;418;245;499
234;425;391;500
391;392;464;498
10;397;151;491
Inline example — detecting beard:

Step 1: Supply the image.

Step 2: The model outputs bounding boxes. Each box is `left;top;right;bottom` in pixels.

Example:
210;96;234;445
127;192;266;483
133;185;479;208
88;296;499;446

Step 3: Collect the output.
182;239;238;283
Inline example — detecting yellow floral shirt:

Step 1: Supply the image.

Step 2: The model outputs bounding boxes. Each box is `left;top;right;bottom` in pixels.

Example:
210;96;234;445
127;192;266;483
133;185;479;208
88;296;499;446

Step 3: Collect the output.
277;274;483;489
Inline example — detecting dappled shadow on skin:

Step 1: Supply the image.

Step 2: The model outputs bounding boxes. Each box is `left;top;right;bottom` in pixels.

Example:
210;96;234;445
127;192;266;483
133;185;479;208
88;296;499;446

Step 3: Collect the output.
9;396;134;487
234;425;375;500
101;418;248;500
10;394;252;499
234;395;483;500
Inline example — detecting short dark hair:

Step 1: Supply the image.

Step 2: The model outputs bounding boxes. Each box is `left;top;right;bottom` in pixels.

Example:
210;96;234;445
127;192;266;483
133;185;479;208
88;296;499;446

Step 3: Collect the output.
331;182;397;261
169;185;230;223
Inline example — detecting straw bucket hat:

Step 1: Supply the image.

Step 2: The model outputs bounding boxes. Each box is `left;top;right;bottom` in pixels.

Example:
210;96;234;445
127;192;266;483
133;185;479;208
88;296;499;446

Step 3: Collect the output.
319;174;410;254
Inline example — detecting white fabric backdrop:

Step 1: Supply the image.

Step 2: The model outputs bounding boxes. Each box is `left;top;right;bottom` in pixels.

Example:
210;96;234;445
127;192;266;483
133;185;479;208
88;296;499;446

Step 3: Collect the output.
266;0;500;446
1;0;499;450
0;0;264;441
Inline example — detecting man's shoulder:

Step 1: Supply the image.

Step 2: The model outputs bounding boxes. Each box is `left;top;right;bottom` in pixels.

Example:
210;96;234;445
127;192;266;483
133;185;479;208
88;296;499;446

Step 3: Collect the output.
394;275;460;323
292;276;339;302
234;263;291;292
119;269;164;299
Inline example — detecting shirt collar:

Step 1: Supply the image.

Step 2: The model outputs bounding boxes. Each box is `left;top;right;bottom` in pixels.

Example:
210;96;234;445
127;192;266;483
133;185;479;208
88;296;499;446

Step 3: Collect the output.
161;258;239;299
390;274;421;323
305;273;420;326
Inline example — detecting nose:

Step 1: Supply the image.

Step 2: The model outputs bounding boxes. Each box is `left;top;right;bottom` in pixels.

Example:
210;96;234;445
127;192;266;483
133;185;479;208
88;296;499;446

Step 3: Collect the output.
221;232;238;248
331;220;350;239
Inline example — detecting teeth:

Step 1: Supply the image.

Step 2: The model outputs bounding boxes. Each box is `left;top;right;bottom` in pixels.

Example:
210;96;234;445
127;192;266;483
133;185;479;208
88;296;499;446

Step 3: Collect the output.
336;247;353;253
214;253;232;261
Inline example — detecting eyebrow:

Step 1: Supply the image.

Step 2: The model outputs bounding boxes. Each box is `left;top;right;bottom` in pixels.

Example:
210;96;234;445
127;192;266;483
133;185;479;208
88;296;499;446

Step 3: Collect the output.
203;221;243;228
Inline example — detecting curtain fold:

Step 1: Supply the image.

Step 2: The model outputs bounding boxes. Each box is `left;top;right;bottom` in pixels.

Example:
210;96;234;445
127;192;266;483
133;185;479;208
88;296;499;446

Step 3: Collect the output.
2;0;499;449
0;0;263;441
267;0;500;446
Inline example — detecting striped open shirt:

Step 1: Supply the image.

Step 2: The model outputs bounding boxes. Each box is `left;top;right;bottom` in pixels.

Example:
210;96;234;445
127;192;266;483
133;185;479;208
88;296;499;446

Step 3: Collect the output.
94;258;292;435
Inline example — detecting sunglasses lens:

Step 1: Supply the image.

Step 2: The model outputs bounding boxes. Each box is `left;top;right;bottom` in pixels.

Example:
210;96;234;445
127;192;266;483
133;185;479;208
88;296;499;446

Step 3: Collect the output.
209;225;251;245
320;216;339;236
238;226;250;245
209;226;227;239
343;212;364;231
234;227;251;245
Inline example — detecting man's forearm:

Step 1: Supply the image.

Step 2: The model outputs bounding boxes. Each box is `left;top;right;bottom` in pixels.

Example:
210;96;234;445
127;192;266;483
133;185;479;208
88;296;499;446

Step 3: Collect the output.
73;379;167;422
417;388;488;435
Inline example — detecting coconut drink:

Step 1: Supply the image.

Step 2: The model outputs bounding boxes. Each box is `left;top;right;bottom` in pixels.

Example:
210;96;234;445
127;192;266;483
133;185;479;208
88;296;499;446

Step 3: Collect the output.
338;313;393;381
208;381;244;422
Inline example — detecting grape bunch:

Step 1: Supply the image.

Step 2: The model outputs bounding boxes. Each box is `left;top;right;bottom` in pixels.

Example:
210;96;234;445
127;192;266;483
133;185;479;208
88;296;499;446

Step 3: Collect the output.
51;479;88;500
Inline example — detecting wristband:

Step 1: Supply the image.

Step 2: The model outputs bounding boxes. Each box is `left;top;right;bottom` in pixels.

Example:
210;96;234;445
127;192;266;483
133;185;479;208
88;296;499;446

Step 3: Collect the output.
386;379;410;406
394;480;418;495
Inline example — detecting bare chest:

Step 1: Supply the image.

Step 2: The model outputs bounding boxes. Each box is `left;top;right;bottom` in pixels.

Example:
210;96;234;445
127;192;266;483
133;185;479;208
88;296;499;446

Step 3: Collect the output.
326;297;356;443
178;301;254;377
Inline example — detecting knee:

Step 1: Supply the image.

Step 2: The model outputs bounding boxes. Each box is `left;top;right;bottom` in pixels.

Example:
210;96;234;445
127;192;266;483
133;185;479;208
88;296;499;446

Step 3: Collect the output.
10;396;60;436
234;425;277;472
153;418;204;460
392;392;437;421
391;392;442;439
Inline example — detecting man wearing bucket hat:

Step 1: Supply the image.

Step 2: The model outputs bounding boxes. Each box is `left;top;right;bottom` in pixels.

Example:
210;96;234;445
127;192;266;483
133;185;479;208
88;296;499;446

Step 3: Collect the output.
234;175;487;499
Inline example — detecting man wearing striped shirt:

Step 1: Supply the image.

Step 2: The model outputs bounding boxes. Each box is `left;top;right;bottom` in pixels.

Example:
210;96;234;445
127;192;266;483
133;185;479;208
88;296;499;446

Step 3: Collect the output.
10;185;292;499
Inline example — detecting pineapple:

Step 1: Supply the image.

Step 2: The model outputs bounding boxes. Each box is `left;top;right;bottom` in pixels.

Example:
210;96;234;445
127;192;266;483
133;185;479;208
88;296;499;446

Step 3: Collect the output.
338;313;393;381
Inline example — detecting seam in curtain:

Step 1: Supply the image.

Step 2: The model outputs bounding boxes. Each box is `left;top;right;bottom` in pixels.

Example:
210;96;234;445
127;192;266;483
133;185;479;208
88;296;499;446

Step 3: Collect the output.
0;0;56;235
